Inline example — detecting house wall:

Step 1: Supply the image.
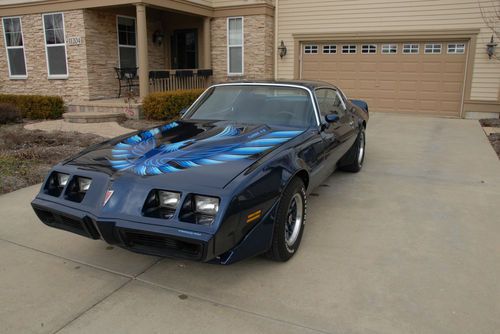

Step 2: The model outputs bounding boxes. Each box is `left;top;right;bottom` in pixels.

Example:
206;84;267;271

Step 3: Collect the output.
211;13;274;82
276;0;500;105
212;0;274;6
0;10;90;101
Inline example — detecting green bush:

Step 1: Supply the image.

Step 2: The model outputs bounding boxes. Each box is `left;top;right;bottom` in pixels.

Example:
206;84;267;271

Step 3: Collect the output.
0;103;22;124
0;94;65;120
143;89;204;121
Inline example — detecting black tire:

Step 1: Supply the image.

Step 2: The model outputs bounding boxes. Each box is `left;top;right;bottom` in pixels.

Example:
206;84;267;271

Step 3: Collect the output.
267;178;307;262
339;128;366;173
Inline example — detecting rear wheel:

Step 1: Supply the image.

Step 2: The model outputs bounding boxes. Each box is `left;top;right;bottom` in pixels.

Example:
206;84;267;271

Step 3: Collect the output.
339;128;365;173
267;178;306;262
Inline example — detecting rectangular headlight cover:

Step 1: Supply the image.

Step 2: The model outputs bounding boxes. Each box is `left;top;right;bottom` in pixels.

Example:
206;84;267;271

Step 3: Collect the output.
159;191;181;210
194;195;219;216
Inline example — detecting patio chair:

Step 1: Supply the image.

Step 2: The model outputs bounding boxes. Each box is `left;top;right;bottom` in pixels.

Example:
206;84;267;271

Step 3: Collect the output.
114;67;139;98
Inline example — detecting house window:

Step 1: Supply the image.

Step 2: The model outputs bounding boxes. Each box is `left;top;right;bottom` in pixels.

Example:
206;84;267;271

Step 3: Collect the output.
304;45;318;54
447;43;465;54
342;45;356;54
2;17;27;78
402;43;419;54
424;43;442;54
323;45;336;54
227;17;243;75
381;44;397;54
117;16;137;68
42;13;68;78
361;44;377;54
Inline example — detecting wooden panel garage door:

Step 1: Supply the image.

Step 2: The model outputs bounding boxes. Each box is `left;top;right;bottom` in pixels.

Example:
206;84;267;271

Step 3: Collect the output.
301;42;467;117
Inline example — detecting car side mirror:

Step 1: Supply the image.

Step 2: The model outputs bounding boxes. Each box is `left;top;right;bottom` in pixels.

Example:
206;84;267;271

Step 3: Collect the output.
179;108;188;117
325;114;339;123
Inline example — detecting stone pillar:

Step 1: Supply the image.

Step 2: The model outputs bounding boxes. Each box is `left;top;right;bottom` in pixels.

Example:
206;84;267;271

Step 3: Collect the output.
136;3;149;98
203;17;211;69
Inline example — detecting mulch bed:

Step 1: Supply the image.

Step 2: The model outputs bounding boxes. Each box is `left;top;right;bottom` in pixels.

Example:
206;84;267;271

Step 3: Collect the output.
479;118;500;159
0;123;106;195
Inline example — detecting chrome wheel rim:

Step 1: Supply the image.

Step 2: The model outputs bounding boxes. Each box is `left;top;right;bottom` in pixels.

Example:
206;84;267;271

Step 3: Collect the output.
358;132;365;165
285;193;303;247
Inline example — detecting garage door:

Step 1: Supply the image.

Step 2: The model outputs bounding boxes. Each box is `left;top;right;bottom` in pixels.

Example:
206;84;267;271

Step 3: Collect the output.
301;41;467;117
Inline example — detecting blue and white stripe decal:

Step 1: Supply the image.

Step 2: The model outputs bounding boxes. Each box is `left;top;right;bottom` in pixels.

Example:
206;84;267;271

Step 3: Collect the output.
110;123;303;176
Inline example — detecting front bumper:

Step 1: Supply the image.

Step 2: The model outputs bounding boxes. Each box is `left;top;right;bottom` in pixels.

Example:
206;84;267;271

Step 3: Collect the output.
32;198;214;261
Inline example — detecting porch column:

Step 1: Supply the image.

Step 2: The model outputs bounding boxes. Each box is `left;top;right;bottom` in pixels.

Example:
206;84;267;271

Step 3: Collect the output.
136;3;149;98
203;17;211;68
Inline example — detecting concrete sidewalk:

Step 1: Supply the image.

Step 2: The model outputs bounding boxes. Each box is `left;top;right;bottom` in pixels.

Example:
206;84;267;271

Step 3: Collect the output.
1;113;499;334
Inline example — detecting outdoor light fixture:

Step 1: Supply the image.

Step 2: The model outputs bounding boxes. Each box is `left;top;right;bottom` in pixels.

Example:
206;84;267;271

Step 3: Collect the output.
278;40;287;59
153;30;164;46
486;35;497;59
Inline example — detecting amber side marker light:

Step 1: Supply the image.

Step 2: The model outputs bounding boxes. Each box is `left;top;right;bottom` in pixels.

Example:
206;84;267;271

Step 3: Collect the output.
246;210;262;223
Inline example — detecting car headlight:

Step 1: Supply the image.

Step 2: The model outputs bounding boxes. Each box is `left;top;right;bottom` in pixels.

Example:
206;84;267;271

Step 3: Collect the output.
143;190;181;219
78;177;92;192
194;195;219;216
159;191;181;210
44;172;70;197
57;173;70;187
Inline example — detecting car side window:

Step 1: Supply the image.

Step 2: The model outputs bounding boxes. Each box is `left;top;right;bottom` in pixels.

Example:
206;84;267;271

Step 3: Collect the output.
316;88;346;118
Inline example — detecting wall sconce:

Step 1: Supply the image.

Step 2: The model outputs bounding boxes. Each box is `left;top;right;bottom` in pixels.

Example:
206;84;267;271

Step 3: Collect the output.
486;35;497;59
153;30;164;46
278;40;287;59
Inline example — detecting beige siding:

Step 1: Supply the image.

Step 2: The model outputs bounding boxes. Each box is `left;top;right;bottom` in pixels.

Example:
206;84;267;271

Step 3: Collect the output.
277;0;500;102
212;0;273;7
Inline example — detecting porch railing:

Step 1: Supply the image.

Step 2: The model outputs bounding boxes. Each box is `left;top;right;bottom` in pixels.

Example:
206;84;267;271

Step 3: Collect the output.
149;69;213;93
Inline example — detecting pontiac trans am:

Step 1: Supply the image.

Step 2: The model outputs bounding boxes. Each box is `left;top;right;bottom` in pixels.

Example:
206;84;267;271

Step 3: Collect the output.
31;81;369;264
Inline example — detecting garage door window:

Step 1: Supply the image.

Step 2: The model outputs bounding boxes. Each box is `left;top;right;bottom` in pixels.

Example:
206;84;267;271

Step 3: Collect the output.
403;44;419;54
381;44;397;54
304;45;318;54
323;45;336;54
342;45;356;54
424;43;442;54
447;43;465;54
2;17;27;79
361;44;377;54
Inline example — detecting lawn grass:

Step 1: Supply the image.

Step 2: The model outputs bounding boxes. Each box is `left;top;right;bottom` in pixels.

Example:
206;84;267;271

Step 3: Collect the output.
0;124;106;194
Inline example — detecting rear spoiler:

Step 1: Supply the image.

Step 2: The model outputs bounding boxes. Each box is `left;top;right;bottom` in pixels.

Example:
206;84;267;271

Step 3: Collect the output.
350;99;369;113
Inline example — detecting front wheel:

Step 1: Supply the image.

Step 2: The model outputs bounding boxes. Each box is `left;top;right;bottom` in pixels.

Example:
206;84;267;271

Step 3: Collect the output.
267;178;307;262
339;128;366;173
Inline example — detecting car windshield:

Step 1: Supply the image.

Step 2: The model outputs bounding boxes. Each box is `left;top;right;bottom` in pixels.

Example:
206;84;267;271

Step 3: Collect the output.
186;85;316;128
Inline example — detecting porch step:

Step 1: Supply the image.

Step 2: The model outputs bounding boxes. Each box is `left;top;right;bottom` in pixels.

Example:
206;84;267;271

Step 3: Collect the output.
67;98;143;119
63;111;127;123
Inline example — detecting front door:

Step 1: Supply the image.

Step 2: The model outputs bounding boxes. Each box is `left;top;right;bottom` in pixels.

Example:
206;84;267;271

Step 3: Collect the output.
171;29;198;69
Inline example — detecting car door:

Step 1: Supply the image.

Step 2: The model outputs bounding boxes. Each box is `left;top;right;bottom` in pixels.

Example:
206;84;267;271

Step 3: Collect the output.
315;88;357;172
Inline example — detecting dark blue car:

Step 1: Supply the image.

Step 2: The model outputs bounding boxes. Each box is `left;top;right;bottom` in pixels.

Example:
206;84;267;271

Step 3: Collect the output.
32;81;369;264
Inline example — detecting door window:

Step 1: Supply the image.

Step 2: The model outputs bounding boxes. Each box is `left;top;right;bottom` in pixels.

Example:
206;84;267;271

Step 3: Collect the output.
316;88;346;118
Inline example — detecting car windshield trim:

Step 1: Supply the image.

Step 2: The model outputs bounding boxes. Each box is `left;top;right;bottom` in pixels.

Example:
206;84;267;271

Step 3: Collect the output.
184;83;321;127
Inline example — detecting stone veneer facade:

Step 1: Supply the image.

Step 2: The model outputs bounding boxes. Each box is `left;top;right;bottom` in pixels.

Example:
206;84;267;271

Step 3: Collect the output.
0;8;275;103
0;10;90;102
211;14;274;83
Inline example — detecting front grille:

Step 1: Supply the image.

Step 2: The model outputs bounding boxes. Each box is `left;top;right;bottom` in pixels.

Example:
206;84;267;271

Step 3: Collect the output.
33;207;100;240
119;229;203;260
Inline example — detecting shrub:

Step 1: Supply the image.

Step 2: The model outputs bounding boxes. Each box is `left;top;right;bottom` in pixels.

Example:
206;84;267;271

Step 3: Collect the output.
143;89;204;121
0;103;22;124
0;94;65;120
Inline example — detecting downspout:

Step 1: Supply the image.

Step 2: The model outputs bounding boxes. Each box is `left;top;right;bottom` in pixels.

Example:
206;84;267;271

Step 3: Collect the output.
274;0;279;80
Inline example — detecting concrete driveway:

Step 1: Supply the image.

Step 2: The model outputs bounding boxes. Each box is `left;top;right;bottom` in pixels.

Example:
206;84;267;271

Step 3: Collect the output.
1;113;499;334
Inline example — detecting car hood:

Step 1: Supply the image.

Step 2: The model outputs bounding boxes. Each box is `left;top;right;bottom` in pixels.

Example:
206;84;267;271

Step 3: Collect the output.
64;120;305;189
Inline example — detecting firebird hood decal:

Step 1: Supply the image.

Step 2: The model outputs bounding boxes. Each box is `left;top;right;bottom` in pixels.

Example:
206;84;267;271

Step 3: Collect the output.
109;122;303;176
